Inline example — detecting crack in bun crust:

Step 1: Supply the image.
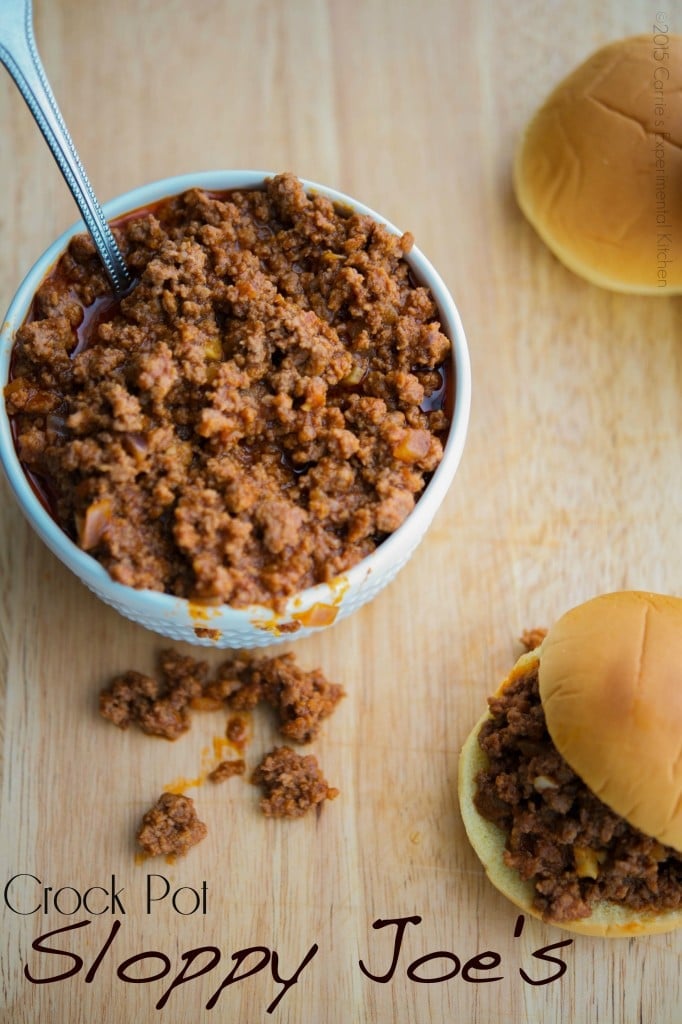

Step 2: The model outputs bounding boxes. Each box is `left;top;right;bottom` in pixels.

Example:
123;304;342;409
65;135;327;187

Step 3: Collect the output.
513;36;682;294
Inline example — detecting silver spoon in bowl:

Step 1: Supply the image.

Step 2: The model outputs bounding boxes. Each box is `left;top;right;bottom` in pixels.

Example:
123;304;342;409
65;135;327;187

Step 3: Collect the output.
0;0;132;297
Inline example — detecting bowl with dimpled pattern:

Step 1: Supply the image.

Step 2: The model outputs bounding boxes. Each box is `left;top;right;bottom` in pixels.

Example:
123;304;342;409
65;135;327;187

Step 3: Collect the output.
0;171;470;647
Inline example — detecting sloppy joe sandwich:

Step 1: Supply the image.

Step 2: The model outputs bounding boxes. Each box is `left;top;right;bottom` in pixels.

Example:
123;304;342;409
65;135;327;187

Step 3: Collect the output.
514;35;682;293
459;591;682;936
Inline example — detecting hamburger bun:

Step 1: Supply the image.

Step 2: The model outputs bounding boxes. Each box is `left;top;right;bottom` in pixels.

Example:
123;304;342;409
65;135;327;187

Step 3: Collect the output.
513;36;682;294
458;592;682;936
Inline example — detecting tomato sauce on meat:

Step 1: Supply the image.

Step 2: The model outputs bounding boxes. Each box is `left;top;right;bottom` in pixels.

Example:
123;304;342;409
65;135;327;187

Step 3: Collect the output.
6;174;451;610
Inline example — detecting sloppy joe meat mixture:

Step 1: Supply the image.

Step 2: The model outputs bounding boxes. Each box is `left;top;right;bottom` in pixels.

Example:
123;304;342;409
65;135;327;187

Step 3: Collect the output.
474;667;682;922
102;647;344;839
7;173;451;610
99;648;345;743
252;746;339;818
208;758;245;783
136;792;207;858
99;648;209;740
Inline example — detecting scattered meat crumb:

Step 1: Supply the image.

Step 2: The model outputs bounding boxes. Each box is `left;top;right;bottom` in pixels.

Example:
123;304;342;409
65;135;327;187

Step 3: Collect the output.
99;647;344;847
222;652;345;743
99;648;209;739
226;714;249;750
136;792;207;857
100;648;344;744
252;746;339;818
208;759;246;783
519;627;547;652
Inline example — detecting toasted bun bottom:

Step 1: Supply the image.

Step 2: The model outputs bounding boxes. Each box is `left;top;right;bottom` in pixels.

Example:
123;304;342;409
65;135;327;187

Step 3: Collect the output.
458;699;682;938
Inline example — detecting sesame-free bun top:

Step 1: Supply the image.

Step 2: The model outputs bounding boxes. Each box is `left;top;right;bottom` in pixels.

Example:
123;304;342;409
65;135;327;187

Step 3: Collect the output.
513;35;682;294
539;591;682;852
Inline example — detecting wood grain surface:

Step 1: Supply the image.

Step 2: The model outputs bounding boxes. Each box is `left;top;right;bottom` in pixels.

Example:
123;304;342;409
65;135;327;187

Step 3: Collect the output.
1;2;681;1022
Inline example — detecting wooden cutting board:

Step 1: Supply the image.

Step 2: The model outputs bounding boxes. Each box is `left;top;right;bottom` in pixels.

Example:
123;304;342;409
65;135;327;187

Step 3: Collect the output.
1;2;680;1021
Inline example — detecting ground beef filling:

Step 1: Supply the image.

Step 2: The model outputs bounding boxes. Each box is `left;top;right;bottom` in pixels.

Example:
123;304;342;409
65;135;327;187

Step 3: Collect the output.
99;648;345;743
137;792;207;858
208;758;246;784
99;648;209;739
474;668;682;923
252;746;339;818
7;173;450;610
100;647;343;833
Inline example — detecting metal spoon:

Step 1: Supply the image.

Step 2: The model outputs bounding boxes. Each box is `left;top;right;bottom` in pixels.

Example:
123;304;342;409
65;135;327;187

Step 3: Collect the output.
0;0;132;296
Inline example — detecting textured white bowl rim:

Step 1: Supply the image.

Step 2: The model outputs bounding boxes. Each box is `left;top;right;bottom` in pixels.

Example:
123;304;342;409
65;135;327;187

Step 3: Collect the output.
0;171;471;644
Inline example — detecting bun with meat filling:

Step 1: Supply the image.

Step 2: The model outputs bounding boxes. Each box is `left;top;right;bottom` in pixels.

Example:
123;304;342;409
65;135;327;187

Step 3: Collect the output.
458;591;682;936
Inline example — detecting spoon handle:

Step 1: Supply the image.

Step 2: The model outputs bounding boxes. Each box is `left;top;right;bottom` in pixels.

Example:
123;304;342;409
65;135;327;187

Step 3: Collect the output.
0;0;132;296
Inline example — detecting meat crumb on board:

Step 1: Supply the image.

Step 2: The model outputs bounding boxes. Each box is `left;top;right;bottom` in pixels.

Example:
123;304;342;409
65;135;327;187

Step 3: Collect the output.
208;758;246;783
210;651;345;742
99;647;343;848
136;792;208;857
519;627;547;652
98;649;208;739
100;648;344;743
252;746;339;818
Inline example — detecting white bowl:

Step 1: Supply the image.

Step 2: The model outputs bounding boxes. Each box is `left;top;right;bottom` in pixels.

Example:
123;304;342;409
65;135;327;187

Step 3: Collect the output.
0;171;471;647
